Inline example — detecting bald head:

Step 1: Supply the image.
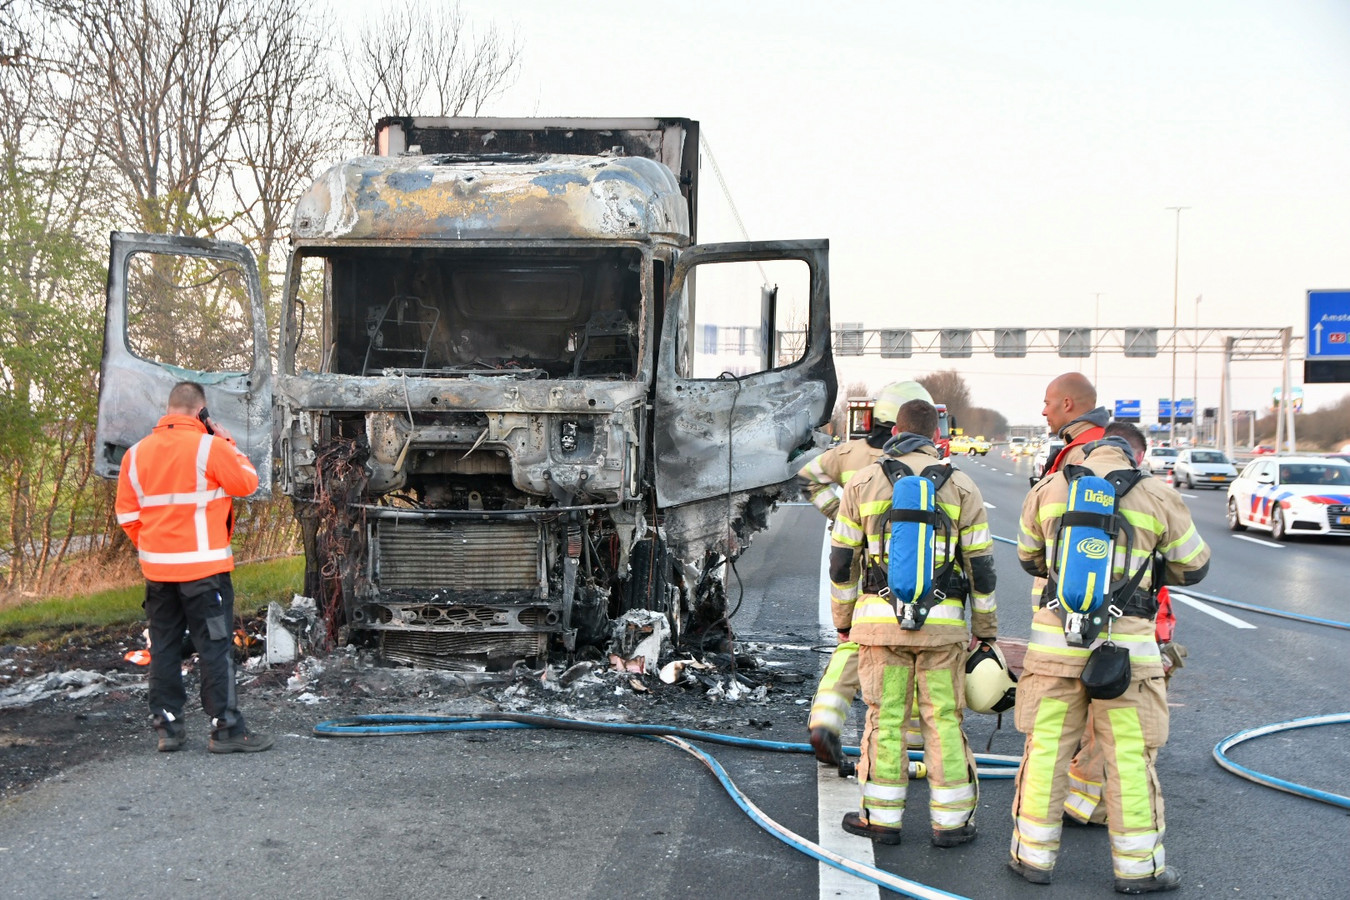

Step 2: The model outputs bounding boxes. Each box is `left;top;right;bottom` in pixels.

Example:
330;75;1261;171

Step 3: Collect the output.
1042;372;1097;434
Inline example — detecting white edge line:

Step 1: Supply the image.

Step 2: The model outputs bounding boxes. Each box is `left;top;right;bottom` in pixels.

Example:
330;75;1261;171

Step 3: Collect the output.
817;532;880;899
1170;590;1258;629
1233;533;1285;549
983;501;997;509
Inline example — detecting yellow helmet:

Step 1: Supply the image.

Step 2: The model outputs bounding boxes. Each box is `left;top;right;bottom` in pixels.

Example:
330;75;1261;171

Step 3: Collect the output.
965;642;1017;714
873;380;934;426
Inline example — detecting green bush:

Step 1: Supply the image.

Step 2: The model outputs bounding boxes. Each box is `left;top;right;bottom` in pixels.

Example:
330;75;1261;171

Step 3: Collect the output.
0;556;304;643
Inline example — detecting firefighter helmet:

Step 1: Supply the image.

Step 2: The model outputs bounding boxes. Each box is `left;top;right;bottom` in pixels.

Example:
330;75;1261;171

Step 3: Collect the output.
873;381;934;426
965;641;1017;714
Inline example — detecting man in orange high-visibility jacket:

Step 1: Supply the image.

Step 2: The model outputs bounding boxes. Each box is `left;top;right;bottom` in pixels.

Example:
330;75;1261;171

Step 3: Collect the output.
116;381;273;754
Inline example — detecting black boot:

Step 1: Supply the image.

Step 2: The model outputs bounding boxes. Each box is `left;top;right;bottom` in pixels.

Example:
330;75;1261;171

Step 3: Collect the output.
1115;866;1182;894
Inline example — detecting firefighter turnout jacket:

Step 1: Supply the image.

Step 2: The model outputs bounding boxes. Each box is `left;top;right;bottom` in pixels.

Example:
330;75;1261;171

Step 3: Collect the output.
830;443;998;644
798;437;886;521
1011;439;1209;884
1017;440;1209;678
116;414;259;583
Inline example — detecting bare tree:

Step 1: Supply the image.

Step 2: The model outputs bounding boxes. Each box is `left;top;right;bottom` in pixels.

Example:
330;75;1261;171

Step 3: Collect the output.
338;0;521;149
917;369;974;421
0;4;108;592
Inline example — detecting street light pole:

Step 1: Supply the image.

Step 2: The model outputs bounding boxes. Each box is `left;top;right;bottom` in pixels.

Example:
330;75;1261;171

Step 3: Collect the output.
1166;206;1190;443
1193;294;1202;442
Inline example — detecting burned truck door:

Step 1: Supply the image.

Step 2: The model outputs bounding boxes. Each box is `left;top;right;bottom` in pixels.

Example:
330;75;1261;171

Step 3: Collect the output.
653;240;835;508
94;232;274;495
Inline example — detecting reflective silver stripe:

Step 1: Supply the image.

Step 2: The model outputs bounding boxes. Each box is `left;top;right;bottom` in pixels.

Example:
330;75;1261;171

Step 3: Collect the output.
972;592;996;612
139;546;233;565
809;706;845;731
932;807;971;827
138;488;229;507
930;783;975;805
865;807;904;826
1016;845;1058;869
1110;830;1163;853
862;782;907;802
1030;622;1160;660
126;443;145;504
195;435;213;553
1015;816;1061;843
116;511;140;524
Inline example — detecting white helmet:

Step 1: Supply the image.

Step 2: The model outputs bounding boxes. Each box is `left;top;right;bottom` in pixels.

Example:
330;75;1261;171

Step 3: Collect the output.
873;380;934;426
965;642;1017;714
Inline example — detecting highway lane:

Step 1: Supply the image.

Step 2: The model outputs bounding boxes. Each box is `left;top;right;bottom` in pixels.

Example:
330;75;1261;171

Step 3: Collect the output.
948;449;1350;898
1;455;1345;899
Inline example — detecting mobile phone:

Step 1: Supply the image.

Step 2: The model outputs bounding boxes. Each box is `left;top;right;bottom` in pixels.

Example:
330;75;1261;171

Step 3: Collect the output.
198;407;214;435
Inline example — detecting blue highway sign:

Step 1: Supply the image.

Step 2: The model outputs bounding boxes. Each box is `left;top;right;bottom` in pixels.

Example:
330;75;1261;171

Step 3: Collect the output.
1307;290;1350;359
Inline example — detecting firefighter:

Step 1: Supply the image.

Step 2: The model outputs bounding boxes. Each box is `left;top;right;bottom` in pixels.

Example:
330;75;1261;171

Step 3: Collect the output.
115;381;274;754
831;399;998;847
1064;424;1188;827
1040;371;1110;477
1010;421;1209;893
801;381;933;766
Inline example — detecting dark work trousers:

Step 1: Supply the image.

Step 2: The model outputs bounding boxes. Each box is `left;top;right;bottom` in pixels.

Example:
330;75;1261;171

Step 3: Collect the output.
144;573;244;738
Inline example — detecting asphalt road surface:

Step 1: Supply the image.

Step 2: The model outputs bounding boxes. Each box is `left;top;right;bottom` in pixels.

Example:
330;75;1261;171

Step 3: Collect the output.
1;449;1348;899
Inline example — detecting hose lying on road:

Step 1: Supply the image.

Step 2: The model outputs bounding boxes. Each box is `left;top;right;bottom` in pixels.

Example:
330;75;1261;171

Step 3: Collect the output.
1213;713;1350;810
314;712;1020;900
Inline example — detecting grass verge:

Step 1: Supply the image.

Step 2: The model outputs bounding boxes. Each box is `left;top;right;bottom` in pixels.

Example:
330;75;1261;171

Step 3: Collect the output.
0;555;305;645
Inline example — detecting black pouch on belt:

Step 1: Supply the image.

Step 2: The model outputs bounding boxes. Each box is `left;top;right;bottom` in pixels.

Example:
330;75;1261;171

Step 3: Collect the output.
1080;641;1131;699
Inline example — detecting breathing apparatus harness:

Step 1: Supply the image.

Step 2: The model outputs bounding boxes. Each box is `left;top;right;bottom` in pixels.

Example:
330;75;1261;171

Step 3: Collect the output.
1041;439;1160;648
864;435;966;631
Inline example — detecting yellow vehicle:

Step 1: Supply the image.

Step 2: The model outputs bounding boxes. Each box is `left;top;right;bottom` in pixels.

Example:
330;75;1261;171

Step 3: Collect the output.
950;434;991;456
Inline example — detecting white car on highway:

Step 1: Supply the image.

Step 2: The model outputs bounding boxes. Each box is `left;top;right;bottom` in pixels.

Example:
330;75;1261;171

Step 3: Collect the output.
1226;455;1350;540
1142;445;1180;476
1173;448;1238;490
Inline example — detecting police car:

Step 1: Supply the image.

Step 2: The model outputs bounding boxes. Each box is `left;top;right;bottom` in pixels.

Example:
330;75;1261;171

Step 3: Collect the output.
1226;455;1350;540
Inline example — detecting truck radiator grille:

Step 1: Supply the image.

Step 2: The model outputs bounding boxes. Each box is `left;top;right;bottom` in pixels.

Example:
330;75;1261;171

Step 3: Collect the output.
374;519;538;590
381;630;548;669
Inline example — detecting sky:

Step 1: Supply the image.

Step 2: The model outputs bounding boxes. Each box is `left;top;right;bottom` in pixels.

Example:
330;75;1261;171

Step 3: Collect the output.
437;1;1350;428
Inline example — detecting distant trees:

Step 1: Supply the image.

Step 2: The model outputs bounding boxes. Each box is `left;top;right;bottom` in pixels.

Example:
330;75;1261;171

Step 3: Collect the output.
0;0;522;596
916;369;1008;439
1256;394;1350;450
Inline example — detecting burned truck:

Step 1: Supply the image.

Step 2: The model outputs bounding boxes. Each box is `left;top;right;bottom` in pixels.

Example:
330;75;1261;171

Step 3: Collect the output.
95;117;836;668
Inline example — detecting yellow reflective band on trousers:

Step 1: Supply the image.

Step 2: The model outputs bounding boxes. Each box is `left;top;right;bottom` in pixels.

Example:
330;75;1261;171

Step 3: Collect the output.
1109;706;1152;830
921;667;966;782
809;642;859;733
876;665;909;785
1024;697;1069;820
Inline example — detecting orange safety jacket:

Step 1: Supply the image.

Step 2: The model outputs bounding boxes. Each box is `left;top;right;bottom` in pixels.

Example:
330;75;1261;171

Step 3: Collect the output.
115;414;259;582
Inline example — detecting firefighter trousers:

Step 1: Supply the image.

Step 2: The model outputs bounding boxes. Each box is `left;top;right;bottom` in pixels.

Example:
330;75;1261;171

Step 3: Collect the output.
144;573;245;738
809;642;922;748
856;643;976;834
1011;671;1170;881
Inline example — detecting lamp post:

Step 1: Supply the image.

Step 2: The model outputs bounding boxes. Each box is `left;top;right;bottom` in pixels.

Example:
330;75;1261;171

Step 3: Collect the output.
1166;206;1190;442
1192;294;1202;442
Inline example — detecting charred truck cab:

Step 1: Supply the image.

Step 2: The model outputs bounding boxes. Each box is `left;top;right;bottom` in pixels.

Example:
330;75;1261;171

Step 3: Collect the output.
95;118;836;669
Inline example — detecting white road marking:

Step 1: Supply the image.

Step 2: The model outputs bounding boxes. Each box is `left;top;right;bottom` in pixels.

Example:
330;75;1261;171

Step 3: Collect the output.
817;536;879;899
1233;534;1285;549
983;501;996;509
1178;492;1198;499
1169;590;1257;629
